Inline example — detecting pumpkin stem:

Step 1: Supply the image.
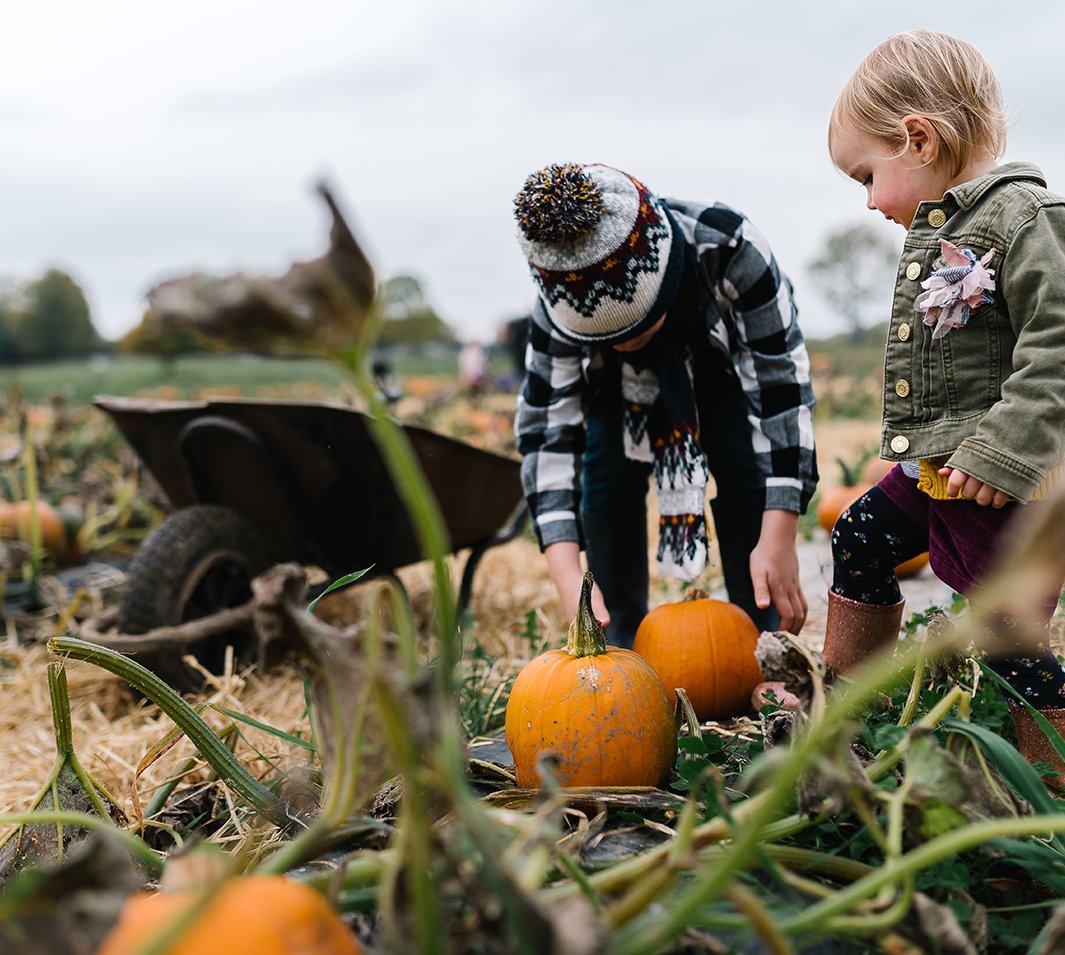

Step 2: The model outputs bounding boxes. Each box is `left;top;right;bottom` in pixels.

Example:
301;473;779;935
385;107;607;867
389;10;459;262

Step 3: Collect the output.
566;572;607;657
683;588;709;603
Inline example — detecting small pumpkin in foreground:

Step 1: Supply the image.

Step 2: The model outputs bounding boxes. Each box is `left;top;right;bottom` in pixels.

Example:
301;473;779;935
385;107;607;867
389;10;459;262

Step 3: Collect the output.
97;873;362;955
633;592;763;722
504;572;677;789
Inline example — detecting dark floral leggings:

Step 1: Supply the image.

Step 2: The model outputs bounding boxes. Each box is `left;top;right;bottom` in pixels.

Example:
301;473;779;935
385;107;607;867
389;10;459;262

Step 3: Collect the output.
832;486;1065;709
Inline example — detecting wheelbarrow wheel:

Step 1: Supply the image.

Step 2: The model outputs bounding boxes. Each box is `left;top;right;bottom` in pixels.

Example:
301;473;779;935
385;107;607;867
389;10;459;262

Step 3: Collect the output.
116;504;270;692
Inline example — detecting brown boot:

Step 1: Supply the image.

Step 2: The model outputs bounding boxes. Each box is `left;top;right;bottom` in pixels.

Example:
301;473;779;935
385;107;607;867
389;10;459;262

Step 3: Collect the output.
1010;705;1065;789
821;591;905;674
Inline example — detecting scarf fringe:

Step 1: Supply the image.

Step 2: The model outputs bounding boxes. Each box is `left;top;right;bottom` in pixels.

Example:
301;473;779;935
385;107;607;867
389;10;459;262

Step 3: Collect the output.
655;426;709;576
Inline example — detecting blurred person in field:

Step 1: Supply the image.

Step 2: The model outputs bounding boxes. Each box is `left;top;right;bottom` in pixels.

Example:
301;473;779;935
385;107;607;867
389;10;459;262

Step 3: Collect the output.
458;340;488;396
512;162;818;649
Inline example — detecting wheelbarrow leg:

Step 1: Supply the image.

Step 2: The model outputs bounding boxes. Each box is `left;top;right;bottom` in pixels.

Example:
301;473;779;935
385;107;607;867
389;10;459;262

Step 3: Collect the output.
457;502;530;618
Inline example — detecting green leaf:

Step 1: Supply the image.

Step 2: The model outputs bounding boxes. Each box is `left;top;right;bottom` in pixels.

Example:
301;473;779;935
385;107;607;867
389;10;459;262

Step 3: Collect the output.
870;723;906;750
678;735;709;756
916;800;969;840
209;703;316;751
940;717;1063;825
979;661;1065;765
306;566;374;612
677;758;706;786
984;837;1065;893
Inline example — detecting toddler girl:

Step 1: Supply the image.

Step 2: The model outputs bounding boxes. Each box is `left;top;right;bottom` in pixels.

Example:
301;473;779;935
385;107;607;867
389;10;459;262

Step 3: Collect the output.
811;29;1065;776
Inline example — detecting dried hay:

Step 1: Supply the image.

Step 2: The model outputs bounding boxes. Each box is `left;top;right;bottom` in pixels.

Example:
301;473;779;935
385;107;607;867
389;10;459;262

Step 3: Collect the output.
0;531;564;824
0;640;310;822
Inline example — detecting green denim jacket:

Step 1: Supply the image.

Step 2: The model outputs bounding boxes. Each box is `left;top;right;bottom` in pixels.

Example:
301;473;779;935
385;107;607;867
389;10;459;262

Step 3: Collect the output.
881;162;1065;502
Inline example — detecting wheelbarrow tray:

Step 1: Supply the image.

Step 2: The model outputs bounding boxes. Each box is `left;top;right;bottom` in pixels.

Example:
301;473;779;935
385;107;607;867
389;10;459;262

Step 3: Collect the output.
94;395;524;578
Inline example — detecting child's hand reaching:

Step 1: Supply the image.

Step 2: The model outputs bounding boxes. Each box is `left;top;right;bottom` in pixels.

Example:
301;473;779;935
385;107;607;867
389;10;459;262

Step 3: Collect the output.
938;466;1010;507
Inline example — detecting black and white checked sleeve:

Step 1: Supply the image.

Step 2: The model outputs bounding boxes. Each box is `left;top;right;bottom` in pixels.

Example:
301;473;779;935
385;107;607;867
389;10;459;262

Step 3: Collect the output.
677;201;819;513
513;300;589;549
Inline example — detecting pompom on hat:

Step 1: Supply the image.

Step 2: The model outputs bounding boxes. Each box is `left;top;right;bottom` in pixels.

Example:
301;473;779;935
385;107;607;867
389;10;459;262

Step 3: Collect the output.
514;162;685;344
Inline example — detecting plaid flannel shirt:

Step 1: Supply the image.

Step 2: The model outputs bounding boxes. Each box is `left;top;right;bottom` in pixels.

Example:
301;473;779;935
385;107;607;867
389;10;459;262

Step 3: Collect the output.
514;198;818;551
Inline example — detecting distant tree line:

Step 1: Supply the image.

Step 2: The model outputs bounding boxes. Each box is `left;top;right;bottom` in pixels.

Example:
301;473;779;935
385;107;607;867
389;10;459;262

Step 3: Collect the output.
0;269;104;365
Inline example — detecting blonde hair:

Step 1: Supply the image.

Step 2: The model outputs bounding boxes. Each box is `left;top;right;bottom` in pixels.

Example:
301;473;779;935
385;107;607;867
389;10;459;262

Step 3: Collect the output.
829;30;1008;178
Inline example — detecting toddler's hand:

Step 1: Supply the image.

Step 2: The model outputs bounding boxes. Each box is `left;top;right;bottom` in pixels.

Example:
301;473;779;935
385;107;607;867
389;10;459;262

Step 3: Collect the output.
938;466;1010;507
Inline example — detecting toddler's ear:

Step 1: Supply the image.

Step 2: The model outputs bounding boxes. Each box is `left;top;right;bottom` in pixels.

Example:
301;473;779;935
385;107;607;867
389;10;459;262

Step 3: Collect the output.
903;114;936;161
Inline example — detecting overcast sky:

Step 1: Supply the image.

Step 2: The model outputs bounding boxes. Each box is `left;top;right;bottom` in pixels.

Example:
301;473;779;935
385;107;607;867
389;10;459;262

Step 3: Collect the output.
3;1;1065;345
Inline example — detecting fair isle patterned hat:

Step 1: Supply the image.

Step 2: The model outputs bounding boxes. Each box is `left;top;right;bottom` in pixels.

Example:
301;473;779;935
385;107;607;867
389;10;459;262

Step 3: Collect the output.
513;162;685;344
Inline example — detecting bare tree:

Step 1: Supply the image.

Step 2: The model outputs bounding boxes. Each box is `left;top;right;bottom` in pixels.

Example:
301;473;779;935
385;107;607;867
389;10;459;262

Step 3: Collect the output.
807;223;900;338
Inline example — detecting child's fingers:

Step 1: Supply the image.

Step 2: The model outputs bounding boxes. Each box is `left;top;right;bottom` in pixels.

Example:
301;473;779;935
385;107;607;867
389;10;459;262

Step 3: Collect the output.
939;465;968;497
750;563;775;614
775;590;806;636
938;465;1010;507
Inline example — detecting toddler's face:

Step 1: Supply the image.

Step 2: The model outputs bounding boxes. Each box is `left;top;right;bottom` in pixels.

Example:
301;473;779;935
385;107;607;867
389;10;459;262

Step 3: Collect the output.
831;122;952;230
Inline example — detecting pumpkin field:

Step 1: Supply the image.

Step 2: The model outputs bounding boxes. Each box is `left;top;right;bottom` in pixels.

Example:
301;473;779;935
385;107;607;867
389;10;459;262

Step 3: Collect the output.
3;357;1065;955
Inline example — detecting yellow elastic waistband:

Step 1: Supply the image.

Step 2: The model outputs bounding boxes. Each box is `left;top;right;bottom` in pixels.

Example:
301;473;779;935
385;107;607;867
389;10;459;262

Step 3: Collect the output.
916;457;1065;502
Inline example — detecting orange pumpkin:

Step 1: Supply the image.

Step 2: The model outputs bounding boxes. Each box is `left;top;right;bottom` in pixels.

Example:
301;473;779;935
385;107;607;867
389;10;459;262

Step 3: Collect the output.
896;551;930;578
816;481;873;533
633;593;763;722
97;874;362;955
505;572;677;788
860;456;896;485
0;499;67;557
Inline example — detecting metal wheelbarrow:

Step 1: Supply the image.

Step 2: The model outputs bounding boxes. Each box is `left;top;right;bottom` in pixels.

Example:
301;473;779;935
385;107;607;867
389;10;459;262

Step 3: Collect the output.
88;394;527;690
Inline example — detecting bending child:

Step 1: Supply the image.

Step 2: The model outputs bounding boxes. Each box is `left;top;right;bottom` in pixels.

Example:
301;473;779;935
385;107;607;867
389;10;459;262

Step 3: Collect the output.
511;162;819;648
799;29;1065;773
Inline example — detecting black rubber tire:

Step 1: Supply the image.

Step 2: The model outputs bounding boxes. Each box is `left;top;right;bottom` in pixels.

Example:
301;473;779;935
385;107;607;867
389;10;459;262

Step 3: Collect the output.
116;505;271;692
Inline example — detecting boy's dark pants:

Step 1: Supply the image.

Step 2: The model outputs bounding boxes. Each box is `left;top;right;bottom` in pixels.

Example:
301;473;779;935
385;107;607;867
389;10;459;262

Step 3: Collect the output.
582;354;778;649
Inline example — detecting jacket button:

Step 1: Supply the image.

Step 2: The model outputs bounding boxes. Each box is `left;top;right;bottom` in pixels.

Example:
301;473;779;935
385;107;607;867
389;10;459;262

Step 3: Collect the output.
905;262;922;280
890;435;910;454
895;379;910;397
898;322;911;341
928;209;947;227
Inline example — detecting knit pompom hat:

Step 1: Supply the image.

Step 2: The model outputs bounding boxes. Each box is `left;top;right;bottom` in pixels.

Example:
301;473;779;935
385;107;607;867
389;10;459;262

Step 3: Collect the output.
513;162;685;344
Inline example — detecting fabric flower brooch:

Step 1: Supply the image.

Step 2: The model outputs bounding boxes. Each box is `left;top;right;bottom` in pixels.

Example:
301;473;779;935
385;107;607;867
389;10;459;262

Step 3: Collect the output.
914;238;996;339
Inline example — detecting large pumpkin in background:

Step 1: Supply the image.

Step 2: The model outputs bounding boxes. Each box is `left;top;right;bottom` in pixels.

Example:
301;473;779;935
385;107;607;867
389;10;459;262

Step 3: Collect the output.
505;573;677;789
633;593;763;722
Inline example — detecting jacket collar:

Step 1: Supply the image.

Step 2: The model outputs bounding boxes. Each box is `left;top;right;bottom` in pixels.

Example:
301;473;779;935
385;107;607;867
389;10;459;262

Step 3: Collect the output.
948;161;1046;210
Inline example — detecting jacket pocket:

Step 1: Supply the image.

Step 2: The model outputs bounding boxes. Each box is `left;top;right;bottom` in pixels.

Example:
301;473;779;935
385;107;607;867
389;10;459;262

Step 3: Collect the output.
937;301;1000;414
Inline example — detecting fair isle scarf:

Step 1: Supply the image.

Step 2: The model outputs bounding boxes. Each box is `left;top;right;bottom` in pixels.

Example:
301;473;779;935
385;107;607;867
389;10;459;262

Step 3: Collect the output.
619;326;709;578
